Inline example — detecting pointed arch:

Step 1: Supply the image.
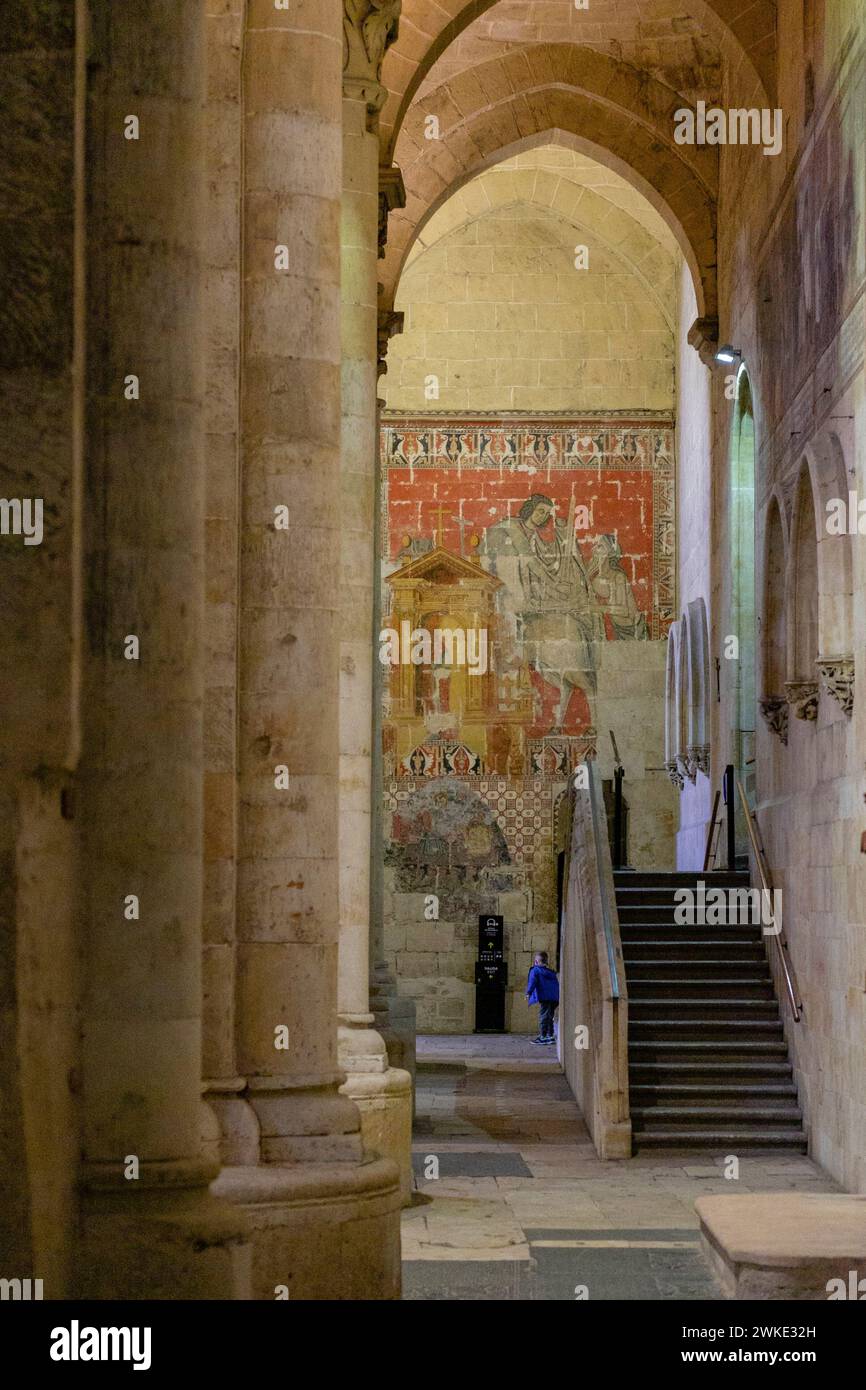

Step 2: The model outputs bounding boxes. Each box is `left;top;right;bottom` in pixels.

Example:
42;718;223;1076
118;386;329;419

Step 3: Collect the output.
381;48;719;319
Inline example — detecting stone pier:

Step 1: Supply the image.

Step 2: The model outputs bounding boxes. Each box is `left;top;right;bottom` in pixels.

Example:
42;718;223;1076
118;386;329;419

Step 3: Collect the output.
338;22;412;1206
212;0;402;1299
74;0;249;1299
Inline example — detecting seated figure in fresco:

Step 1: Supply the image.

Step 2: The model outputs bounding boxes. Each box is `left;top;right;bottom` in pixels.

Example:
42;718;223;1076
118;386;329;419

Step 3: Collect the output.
587;534;648;640
481;494;604;731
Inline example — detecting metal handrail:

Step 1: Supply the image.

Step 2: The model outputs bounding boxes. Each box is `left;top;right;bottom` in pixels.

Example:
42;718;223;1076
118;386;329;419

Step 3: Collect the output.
587;761;620;1000
735;775;802;1022
702;789;721;871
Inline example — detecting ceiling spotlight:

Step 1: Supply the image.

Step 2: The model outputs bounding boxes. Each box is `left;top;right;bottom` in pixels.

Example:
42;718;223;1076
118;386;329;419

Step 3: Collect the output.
715;344;742;364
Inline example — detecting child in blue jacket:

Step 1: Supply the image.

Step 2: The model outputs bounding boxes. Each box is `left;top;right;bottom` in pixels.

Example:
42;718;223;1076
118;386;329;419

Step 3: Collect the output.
526;951;560;1045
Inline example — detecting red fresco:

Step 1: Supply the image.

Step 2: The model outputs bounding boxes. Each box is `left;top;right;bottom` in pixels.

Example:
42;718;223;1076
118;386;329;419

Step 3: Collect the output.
386;470;656;631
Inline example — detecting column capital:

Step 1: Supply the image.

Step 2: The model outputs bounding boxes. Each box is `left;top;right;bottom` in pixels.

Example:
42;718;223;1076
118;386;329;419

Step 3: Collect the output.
378;163;405;258
343;1;401;118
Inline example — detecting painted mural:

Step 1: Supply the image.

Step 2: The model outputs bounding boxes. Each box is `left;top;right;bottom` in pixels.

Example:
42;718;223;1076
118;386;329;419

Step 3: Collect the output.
756;95;863;431
380;415;675;1030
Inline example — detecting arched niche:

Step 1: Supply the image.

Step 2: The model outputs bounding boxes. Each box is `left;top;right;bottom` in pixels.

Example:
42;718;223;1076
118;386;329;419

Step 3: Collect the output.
759;491;789;744
664;622;684;789
664;603;710;790
676;616;690;783
684;598;711;780
785;463;820;723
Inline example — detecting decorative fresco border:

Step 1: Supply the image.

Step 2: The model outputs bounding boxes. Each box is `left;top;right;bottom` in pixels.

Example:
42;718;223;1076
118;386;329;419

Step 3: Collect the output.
381;415;676;475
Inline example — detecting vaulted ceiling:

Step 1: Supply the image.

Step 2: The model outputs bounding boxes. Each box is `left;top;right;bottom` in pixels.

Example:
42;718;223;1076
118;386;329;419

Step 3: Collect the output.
379;0;779;328
382;0;775;157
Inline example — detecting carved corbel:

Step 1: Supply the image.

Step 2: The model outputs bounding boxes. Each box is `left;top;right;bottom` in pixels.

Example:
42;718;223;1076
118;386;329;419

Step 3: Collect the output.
785;679;819;721
665;759;685;791
759;694;789;744
687;316;720;369
687;744;710;780
674;753;694;786
377;302;403;377
815;656;854;716
379;164;405;258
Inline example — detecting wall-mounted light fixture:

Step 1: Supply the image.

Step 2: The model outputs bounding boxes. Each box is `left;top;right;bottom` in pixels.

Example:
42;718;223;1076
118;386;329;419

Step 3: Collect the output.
714;344;742;365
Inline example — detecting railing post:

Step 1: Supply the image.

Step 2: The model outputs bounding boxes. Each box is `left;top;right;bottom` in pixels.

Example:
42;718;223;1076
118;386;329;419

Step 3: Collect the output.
723;763;736;870
613;764;625;870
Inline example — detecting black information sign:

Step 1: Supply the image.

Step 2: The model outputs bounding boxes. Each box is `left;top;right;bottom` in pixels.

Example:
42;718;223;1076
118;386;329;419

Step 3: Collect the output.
474;914;507;1032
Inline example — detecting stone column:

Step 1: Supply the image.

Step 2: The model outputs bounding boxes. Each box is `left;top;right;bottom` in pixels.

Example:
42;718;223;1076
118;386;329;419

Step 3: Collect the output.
0;6;80;1297
200;0;258;1171
370;264;418;1101
338;47;412;1202
75;1;249;1298
211;0;401;1299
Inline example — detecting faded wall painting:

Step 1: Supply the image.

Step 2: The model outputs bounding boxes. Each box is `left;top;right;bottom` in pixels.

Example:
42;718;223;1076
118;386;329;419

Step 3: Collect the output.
757;94;863;430
381;415;675;1032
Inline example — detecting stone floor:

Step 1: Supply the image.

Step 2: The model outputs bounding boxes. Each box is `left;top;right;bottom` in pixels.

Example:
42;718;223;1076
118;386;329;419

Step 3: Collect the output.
402;1034;838;1301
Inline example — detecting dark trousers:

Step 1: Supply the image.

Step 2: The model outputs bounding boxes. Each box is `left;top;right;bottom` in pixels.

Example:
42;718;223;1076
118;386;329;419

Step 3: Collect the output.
538;1000;557;1039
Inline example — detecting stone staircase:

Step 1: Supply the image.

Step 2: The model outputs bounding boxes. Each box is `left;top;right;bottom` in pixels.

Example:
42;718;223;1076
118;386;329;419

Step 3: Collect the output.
615;870;806;1152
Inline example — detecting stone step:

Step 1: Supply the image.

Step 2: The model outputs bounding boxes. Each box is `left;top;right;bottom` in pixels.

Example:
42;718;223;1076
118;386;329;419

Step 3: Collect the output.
628;979;774;998
630;1082;798;1101
634;1128;808;1150
629;1040;789;1062
630;1061;794;1083
613;872;750;888
632;1102;802;1122
622;940;766;957
620;861;804;1151
619;920;763;936
629;999;780;1020
630;1020;784;1040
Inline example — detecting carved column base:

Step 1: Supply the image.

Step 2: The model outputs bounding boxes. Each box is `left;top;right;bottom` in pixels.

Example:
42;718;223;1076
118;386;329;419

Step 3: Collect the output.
759;694;789;744
816;656;854;715
785;679;819;721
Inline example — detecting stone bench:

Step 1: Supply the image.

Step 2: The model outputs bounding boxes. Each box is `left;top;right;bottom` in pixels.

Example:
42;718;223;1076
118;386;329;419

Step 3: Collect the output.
696;1193;866;1300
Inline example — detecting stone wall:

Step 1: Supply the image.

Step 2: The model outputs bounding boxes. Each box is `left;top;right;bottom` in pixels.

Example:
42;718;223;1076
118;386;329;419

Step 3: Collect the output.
382;147;677;415
672;16;866;1189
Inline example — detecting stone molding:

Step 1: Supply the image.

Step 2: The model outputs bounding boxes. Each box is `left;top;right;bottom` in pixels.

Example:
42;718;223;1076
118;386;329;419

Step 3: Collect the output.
785;679;820;721
759;694;789;744
380;408;674;421
816;656;854;715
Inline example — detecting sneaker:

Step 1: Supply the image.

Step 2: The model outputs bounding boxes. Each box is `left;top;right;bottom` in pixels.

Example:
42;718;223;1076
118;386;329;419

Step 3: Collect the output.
543;1037;556;1045
531;1036;547;1045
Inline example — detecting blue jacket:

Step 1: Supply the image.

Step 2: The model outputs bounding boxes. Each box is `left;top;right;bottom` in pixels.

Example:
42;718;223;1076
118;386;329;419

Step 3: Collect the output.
526;964;559;1005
